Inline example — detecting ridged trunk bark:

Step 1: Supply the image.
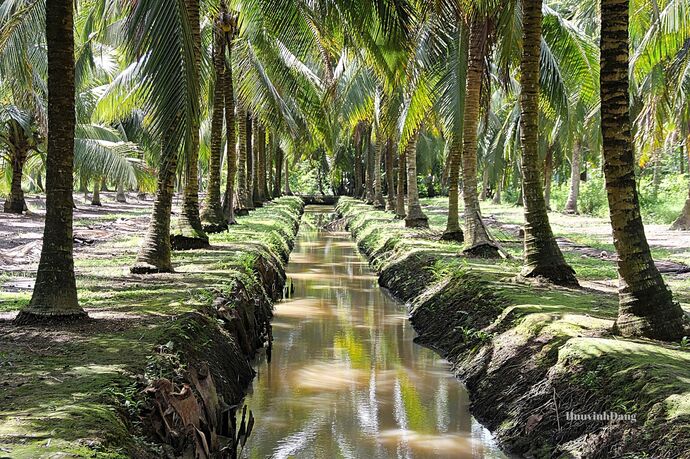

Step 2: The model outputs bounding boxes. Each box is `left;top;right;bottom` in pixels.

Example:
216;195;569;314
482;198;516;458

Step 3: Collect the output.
373;129;385;209
173;0;209;249
478;167;489;201
202;22;228;233
385;139;396;211
222;44;238;224
365;124;374;204
273;147;283;198
3;121;29;214
404;132;428;228
395;147;406;219
492;177;502;204
283;155;292;195
251;118;261;206
543;145;553;210
132;128;179;274
91;176;102;206
519;0;576;284
443;135;465;242
564;140;581;214
462;20;498;257
16;0;86;323
260;128;269;201
116;182;127;203
245;114;255;210
670;134;690;230
236;104;249;214
354;125;363;198
601;0;687;340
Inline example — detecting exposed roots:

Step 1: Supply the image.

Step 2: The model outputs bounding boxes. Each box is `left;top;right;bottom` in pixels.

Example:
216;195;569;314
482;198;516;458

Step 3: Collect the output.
519;264;579;287
463;242;500;258
202;222;229;234
170;235;210;251
14;309;90;325
440;229;464;243
404;216;429;229
130;262;174;275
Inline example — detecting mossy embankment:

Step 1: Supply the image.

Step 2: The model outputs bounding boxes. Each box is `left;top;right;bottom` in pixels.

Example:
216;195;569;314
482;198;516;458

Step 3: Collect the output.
337;197;690;459
0;196;303;458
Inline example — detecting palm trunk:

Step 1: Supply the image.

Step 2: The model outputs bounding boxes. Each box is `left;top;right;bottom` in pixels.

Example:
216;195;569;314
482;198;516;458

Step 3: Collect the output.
245;114;255;210
519;0;576;284
354;125;363;198
601;0;686;340
442;134;464;242
564;140;581;214
462;20;498;257
173;0;209;249
222;39;238;224
479;167;489;201
116;181;127;203
395;147;406;219
80;174;88;199
365;124;374;203
91;176;102;206
492;176;502;204
236;104;249;214
132;130;178;274
273;147;283;198
16;0;86;323
284;155;292;195
202;22;228;232
670;134;690;230
373;129;385;209
404;132;428;228
260;127;269;200
385;139;396;211
543;145;553;210
3;122;29;214
251;118;261;206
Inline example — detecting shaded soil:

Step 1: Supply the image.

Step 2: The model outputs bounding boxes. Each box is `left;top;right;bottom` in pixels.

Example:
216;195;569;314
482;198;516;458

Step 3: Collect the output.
422;203;690;275
0;195;304;457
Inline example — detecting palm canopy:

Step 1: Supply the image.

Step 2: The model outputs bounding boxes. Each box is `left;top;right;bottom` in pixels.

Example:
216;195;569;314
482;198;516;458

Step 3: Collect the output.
0;0;687;214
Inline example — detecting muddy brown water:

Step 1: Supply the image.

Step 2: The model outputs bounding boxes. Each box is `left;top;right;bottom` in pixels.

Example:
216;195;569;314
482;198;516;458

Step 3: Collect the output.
243;206;506;458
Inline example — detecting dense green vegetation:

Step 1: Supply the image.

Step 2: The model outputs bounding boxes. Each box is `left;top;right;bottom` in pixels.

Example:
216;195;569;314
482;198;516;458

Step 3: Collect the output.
2;0;689;338
1;0;690;456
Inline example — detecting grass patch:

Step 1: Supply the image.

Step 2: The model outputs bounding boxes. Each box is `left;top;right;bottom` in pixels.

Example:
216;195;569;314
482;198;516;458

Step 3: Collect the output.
0;197;304;457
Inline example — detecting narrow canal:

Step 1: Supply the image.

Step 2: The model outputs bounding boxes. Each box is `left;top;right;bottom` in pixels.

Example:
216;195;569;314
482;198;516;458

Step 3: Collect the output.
243;206;506;458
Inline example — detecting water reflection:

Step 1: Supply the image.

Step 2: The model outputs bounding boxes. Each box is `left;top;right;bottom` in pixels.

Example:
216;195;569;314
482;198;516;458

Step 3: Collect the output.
243;206;506;458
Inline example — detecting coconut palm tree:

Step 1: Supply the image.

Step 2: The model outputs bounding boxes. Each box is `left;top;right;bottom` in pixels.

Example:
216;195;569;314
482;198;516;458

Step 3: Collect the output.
438;23;468;242
171;0;209;249
15;0;86;323
0;109;38;213
518;0;577;285
202;8;236;233
403;131;428;227
460;17;498;257
221;8;239;225
127;0;198;273
600;0;687;341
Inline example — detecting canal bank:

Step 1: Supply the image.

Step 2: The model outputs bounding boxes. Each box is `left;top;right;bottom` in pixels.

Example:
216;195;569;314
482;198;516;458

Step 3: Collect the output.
337;197;690;459
0;197;304;458
242;205;505;458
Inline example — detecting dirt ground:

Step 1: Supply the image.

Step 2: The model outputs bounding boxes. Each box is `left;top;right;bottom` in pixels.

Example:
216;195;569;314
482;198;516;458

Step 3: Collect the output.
0;192;161;298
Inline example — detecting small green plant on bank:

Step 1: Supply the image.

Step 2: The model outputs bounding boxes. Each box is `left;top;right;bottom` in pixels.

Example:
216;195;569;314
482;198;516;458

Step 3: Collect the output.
680;336;689;350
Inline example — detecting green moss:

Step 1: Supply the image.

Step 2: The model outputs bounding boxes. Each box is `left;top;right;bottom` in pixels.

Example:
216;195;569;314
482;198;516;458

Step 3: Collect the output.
0;196;304;457
340;197;690;457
